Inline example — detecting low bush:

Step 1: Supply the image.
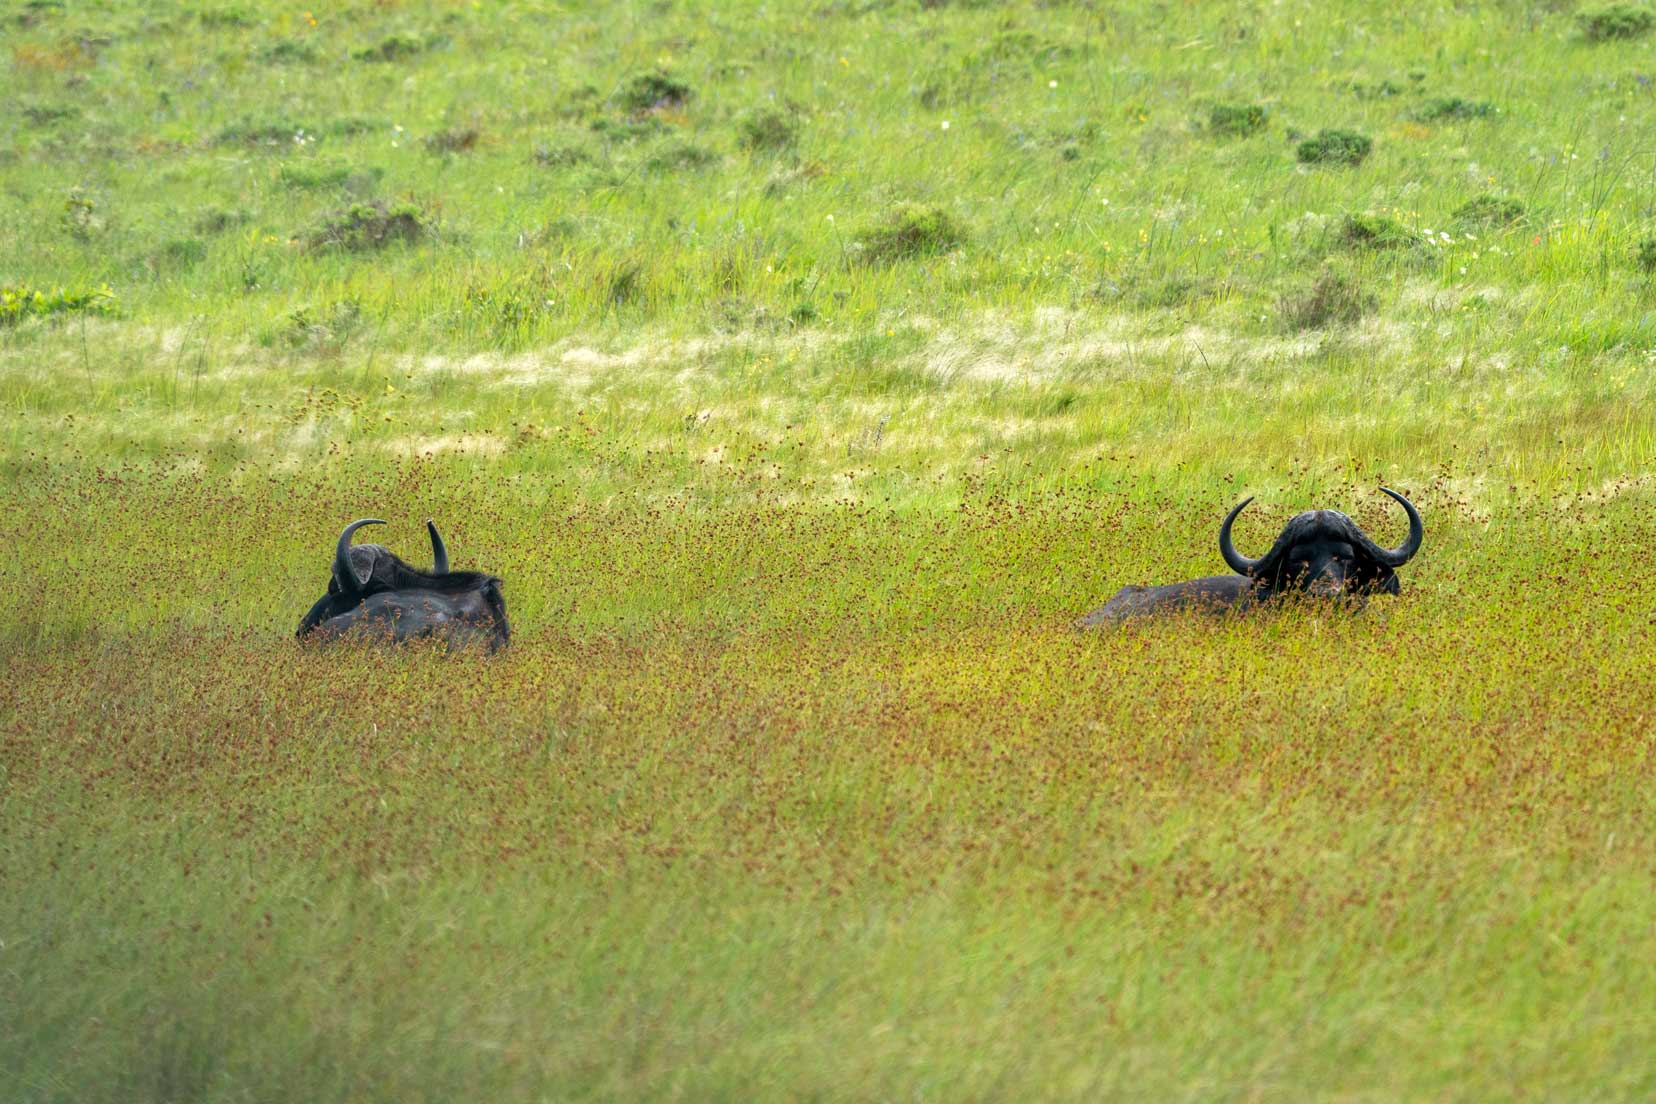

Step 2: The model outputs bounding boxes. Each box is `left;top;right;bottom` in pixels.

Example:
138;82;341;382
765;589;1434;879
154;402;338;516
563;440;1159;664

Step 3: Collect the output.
858;203;967;263
424;128;480;154
1279;269;1375;330
738;108;799;151
620;71;691;113
0;282;115;326
1208;102;1267;137
306;201;429;252
1296;129;1372;167
1453;194;1526;228
645;142;719;173
1578;4;1656;41
352;34;425;63
1341;213;1419;251
1414;96;1498;121
1637;235;1656;273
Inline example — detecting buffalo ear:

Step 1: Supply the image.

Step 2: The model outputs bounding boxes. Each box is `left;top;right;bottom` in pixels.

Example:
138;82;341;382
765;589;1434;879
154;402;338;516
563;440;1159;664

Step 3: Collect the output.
1377;572;1401;596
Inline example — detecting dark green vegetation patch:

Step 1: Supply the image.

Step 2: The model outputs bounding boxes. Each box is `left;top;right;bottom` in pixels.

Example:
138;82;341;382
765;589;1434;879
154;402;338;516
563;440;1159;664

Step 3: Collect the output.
1341;212;1418;250
620;70;692;113
1279;268;1375;329
1296;128;1372;166
1638;235;1656;273
1207;102;1268;136
352;33;428;63
1577;3;1656;40
1453;194;1526;228
857;203;968;263
1;282;114;326
737;107;800;151
1414;96;1498;121
305;201;429;252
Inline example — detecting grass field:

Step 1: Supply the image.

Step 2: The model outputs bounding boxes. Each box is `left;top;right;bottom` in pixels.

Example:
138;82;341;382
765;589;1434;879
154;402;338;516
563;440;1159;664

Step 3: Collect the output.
4;0;1656;1099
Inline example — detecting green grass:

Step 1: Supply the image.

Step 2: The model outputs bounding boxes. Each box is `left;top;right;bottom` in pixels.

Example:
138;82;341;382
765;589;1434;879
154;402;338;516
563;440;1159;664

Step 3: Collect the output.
4;0;1656;1100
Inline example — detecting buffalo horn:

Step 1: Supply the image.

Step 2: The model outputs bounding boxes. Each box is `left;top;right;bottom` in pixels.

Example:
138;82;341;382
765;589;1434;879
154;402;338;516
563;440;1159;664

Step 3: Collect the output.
1361;487;1424;567
333;518;386;595
1218;496;1260;575
427;519;449;574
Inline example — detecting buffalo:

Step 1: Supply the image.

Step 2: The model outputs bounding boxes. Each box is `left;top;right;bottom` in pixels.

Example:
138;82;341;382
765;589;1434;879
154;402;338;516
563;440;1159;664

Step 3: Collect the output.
1077;488;1423;627
296;518;510;650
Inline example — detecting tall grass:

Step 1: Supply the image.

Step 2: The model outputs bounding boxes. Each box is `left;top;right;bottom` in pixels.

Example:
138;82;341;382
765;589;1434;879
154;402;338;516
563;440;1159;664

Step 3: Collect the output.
4;0;1656;1099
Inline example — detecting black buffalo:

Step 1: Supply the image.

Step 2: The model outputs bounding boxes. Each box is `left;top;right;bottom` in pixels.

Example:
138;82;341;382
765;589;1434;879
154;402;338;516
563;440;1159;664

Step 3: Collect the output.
1078;488;1423;628
296;518;510;650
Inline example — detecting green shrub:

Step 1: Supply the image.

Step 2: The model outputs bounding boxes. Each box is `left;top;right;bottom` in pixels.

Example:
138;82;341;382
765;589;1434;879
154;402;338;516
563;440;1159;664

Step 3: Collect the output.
858;203;967;264
1208;102;1267;137
306;201;428;252
1134;272;1226;310
1296;129;1372;166
259;40;316;64
1637;236;1656;273
278;162;352;190
1453;194;1526;228
0;282;115;326
737;107;799;151
215;117;316;147
1279;269;1375;330
534;144;592;168
159;238;208;269
193;207;249;235
1341;213;1418;250
352;34;425;63
1346;78;1405;99
645;142;719;173
280;298;363;349
21;101;78;126
1414;96;1498;121
590;116;667;143
1578;4;1656;41
620;71;691;113
59;189;100;240
424;128;479;154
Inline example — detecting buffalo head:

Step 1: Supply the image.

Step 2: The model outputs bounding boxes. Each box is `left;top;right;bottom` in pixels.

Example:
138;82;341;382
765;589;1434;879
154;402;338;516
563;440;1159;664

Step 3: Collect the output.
1218;487;1423;600
296;518;509;650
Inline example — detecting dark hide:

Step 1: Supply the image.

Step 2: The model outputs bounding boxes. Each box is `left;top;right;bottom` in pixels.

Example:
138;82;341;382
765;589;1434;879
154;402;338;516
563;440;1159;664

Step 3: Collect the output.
298;576;509;651
1075;575;1255;629
296;519;509;651
1079;490;1421;628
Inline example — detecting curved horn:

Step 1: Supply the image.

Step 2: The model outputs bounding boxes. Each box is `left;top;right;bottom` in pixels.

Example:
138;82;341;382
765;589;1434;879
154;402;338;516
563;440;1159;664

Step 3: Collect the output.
1364;487;1423;568
1218;496;1260;575
333;518;385;595
427;519;449;574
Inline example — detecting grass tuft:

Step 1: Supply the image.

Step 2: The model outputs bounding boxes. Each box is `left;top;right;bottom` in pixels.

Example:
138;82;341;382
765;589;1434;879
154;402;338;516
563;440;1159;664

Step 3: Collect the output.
305;201;429;253
1296;128;1372;166
620;70;692;113
858;202;967;263
1208;102;1268;137
1637;235;1656;273
1279;267;1375;329
1;281;115;326
1453;194;1526;228
738;107;800;151
1413;96;1498;121
351;33;426;63
1578;3;1656;40
1340;212;1419;250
